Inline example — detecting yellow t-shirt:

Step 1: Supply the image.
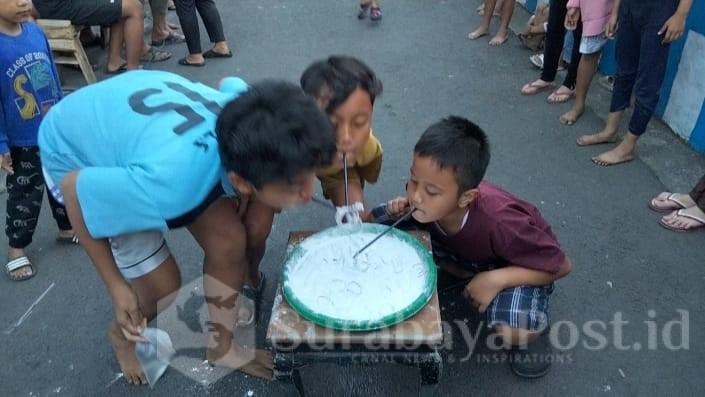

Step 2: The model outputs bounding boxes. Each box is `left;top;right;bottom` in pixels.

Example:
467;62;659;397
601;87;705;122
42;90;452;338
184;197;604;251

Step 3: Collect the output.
317;131;383;198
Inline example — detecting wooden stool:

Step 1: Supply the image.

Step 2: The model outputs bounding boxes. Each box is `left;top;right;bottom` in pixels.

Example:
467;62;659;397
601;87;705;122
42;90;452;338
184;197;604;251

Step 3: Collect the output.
267;230;443;396
36;19;96;84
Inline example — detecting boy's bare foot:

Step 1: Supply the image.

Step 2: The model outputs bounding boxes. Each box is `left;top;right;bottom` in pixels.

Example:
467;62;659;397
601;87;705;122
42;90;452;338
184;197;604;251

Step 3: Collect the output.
109;321;147;385
559;106;584;126
467;27;489;40
591;142;636;166
489;32;509;46
207;345;274;379
576;130;618;146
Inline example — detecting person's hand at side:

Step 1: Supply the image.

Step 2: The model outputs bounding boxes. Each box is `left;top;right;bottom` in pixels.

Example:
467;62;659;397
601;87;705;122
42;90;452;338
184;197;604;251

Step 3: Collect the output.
1;152;14;175
564;7;580;31
658;12;687;43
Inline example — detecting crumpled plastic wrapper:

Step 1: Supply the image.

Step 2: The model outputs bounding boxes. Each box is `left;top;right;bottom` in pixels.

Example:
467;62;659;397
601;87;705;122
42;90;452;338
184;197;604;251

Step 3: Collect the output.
134;328;175;387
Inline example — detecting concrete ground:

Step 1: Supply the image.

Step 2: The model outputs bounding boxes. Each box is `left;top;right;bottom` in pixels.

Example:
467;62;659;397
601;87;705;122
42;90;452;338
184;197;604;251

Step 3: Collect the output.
2;0;704;396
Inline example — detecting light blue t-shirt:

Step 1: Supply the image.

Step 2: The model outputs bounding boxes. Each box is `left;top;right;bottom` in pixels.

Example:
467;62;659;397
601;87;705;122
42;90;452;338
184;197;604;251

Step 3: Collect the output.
38;70;247;238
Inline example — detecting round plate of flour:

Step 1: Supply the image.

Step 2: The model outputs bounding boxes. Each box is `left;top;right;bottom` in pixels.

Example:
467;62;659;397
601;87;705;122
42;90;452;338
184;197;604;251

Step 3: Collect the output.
282;224;437;331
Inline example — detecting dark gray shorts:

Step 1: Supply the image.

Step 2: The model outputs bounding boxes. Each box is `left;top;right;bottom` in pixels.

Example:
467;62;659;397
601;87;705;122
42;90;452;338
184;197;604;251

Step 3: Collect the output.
34;0;123;26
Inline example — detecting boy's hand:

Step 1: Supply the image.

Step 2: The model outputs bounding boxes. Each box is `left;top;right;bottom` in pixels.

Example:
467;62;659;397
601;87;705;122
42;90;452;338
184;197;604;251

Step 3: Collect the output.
1;152;14;175
385;196;410;218
462;271;505;313
658;13;686;43
111;283;149;343
564;7;580;31
606;13;619;39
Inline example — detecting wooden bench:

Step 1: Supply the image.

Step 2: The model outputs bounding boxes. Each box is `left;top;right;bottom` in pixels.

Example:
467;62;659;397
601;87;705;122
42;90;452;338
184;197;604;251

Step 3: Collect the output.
36;19;96;84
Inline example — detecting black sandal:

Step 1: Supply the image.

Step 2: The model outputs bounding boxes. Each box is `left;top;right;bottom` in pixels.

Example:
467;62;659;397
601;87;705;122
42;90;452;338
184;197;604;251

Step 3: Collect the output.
358;3;370;19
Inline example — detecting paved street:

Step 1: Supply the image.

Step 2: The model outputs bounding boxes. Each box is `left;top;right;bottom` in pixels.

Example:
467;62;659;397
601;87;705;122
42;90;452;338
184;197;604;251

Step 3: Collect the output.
1;1;704;396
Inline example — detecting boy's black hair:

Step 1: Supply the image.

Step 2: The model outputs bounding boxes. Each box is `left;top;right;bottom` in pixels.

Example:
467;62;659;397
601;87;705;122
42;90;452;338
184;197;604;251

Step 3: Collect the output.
414;116;491;193
216;80;337;189
300;55;383;114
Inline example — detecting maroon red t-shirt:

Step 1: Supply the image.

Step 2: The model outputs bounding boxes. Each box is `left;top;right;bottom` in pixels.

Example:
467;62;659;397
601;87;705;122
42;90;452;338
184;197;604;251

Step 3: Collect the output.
429;181;565;274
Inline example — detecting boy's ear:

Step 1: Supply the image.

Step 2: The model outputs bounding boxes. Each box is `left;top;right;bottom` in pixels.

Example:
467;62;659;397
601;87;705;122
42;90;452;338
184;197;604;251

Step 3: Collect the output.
458;188;479;208
227;171;254;195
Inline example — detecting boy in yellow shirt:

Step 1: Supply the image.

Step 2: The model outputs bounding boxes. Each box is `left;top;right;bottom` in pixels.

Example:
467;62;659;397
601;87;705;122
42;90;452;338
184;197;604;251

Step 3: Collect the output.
300;55;383;221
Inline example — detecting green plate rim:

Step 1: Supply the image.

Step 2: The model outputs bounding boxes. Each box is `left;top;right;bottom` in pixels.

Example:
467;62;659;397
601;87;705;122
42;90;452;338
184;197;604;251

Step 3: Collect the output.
281;224;437;331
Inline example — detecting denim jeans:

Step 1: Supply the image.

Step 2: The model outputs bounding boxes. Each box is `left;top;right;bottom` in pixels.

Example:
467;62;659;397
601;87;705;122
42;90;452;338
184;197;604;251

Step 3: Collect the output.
609;0;679;136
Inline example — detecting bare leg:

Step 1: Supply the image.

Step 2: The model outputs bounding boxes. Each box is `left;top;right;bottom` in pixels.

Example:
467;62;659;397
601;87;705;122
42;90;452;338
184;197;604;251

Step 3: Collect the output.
109;255;181;385
186;197;273;379
468;0;494;40
560;52;600;125
243;200;275;288
122;0;145;69
106;21;127;71
489;0;515;46
592;132;638;166
576;110;622;146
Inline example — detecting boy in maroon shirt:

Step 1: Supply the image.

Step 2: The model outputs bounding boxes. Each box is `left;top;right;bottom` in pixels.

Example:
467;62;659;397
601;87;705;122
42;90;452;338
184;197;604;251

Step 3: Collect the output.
377;116;572;378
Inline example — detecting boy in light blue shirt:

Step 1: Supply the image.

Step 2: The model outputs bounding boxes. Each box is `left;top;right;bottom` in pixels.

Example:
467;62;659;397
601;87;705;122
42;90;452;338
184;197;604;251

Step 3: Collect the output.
39;70;336;384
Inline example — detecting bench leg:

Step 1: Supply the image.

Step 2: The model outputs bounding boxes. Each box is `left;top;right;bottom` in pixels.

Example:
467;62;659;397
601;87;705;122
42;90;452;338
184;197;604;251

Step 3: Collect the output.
273;352;306;397
418;351;442;397
72;37;96;83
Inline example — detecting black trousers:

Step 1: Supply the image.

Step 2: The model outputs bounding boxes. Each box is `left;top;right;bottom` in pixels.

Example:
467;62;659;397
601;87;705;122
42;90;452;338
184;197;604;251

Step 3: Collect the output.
689;174;705;213
5;147;71;249
173;0;227;54
541;0;582;89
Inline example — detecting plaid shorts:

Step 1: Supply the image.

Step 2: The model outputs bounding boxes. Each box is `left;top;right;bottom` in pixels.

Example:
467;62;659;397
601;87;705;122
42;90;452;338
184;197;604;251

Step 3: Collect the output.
486;284;553;331
371;203;553;331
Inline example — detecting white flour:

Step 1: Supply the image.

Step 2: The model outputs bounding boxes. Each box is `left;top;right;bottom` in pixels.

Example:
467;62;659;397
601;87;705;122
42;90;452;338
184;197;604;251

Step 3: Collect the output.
284;232;430;322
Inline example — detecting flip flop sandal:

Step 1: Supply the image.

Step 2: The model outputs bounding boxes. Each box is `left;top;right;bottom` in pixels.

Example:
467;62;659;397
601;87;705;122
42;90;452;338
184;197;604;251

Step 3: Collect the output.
358;3;370;19
237;272;266;326
105;62;127;75
659;209;705;232
6;256;36;281
521;81;555;95
177;57;205;67
56;234;79;244
202;49;233;58
547;89;575;104
649;192;689;212
151;31;186;46
140;47;172;63
242;271;266;304
370;6;382;21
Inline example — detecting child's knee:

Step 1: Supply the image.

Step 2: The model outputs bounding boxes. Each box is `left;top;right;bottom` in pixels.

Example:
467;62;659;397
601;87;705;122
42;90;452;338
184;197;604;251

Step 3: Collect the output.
123;0;144;17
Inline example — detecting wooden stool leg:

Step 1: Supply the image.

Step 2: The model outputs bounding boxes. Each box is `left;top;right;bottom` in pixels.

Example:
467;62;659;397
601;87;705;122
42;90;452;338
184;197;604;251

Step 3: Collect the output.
72;36;96;83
